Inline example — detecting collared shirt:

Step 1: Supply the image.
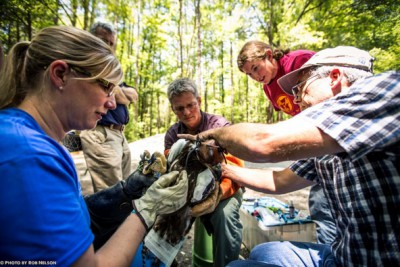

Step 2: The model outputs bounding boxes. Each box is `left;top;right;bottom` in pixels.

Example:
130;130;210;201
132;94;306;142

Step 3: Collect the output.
290;71;400;266
164;110;230;150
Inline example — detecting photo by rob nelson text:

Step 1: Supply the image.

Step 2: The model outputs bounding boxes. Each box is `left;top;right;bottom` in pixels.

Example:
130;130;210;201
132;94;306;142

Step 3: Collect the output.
0;261;57;265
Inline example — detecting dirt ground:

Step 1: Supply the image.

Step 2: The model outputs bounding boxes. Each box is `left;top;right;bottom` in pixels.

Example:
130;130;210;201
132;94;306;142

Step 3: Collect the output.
72;134;312;266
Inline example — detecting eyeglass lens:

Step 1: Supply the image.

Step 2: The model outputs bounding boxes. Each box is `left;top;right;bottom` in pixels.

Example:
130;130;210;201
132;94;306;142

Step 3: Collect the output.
291;74;319;101
70;65;115;97
175;102;197;113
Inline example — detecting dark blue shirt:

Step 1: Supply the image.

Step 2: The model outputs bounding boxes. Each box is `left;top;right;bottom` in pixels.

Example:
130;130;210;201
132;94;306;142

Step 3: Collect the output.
98;104;129;126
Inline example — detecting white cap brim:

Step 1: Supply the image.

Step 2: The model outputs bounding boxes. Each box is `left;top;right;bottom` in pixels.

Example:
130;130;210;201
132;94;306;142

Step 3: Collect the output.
277;66;313;95
277;46;374;95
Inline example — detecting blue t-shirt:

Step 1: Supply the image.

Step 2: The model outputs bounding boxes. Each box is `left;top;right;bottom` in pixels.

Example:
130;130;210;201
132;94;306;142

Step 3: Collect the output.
0;108;93;265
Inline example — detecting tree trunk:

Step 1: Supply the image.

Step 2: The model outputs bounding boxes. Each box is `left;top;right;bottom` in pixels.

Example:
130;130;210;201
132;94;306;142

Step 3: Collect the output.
178;0;183;76
219;41;224;104
82;0;89;30
229;40;234;123
195;0;202;97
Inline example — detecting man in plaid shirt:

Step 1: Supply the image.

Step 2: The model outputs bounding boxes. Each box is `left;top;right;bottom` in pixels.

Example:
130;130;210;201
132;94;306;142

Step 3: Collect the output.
180;46;400;266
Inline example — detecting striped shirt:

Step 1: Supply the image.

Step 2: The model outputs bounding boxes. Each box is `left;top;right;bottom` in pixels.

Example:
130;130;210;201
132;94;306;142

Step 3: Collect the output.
290;71;400;266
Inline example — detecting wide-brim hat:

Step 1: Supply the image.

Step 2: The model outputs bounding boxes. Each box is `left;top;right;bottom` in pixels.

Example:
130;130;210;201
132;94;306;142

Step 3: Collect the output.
277;46;374;95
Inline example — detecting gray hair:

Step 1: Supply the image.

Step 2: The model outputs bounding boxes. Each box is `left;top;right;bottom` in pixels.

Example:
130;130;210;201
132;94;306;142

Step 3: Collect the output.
167;78;199;103
311;66;373;86
90;22;116;35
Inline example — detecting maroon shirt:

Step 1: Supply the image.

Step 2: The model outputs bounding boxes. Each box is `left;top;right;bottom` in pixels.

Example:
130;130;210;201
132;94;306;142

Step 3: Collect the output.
164;111;230;150
263;50;316;116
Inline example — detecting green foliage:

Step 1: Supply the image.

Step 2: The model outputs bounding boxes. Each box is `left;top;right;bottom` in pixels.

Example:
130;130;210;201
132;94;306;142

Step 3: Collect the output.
2;0;399;140
370;47;400;73
0;0;59;51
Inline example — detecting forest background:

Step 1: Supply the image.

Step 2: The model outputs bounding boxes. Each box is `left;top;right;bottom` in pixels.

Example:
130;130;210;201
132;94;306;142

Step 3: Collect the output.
1;0;399;142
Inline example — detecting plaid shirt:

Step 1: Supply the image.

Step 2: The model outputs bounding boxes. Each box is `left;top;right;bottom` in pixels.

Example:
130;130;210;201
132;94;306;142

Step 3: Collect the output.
290;71;400;266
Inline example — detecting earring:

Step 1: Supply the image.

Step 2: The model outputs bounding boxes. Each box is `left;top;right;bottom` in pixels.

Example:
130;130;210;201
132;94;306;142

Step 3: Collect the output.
59;86;63;90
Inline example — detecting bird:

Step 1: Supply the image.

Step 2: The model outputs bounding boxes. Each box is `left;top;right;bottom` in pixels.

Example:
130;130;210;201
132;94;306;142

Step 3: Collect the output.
152;138;226;245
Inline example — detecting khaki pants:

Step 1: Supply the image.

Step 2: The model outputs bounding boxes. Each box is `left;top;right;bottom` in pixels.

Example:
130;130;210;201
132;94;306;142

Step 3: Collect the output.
80;125;131;192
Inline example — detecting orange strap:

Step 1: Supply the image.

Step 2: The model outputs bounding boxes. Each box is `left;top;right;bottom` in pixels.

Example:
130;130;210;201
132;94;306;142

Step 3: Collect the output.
164;149;170;157
219;154;244;200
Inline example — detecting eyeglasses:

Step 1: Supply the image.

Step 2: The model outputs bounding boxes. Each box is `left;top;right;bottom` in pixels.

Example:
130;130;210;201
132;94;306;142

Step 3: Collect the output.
69;65;116;97
291;74;320;102
173;102;198;114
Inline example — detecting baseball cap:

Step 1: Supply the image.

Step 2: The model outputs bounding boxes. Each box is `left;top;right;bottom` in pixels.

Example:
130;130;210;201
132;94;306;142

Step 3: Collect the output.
277;46;374;95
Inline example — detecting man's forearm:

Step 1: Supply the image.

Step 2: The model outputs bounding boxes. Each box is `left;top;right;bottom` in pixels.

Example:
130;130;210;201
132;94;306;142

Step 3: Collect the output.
222;164;313;194
181;118;343;163
114;86;138;105
73;214;146;267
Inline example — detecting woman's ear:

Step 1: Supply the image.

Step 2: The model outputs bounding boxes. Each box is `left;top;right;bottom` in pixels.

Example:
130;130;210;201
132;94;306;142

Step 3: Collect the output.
48;60;69;89
266;49;273;61
197;96;202;106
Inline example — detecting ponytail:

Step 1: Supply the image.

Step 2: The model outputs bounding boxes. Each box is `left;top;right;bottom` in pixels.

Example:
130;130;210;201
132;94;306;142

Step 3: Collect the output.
272;48;290;61
0;41;30;108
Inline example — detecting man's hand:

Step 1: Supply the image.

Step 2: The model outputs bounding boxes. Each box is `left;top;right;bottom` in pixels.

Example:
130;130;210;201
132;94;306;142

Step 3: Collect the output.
133;170;188;230
177;128;214;142
177;133;197;141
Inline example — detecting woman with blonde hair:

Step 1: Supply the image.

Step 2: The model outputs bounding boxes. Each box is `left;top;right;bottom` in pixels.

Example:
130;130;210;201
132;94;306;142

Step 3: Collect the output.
0;25;187;266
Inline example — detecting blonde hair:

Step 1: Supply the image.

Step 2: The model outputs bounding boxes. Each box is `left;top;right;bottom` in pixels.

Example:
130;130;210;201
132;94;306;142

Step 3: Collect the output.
237;40;290;72
0;25;123;108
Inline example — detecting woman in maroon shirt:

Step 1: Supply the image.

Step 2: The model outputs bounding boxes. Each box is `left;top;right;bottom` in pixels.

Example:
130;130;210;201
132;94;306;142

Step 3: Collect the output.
236;40;336;245
237;40;315;116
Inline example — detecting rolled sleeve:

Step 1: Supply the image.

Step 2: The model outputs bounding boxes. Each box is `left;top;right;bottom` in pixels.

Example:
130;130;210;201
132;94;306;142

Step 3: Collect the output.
297;72;400;161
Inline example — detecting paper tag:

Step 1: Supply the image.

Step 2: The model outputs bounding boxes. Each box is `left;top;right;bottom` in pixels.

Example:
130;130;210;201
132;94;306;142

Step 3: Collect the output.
144;229;185;267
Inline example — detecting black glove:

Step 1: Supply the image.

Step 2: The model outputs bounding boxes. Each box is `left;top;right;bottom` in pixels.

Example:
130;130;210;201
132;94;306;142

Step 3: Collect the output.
85;169;157;250
122;169;157;199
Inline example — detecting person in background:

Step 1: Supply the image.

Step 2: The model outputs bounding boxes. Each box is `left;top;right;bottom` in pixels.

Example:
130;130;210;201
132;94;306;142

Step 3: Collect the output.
165;78;244;266
237;40;315;116
181;46;400;266
237;40;336;245
0;25;188;266
80;21;138;192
